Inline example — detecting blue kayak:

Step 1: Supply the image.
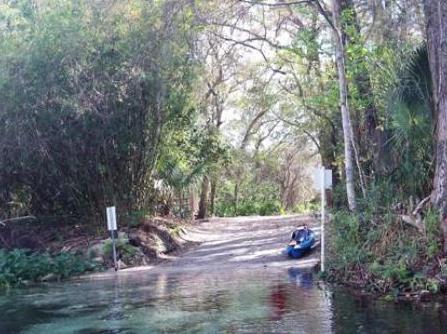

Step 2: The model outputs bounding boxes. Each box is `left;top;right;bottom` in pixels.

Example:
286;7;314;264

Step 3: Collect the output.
286;230;316;258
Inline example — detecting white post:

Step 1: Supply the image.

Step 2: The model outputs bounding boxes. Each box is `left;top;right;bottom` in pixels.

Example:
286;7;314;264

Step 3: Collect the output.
111;229;118;271
106;206;118;271
321;168;326;272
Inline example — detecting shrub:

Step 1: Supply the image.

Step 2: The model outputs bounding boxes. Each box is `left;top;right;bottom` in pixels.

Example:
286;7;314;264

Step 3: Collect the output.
103;238;139;264
328;211;367;275
293;201;319;214
215;199;282;217
327;205;444;295
424;208;441;257
0;249;101;288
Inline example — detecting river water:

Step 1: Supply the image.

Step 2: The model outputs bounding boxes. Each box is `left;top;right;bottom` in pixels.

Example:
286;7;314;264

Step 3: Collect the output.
1;267;446;333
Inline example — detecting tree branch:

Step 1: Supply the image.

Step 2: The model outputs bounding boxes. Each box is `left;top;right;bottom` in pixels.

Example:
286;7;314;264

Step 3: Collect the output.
273;112;321;150
238;0;335;31
238;0;311;7
399;196;431;235
0;215;37;226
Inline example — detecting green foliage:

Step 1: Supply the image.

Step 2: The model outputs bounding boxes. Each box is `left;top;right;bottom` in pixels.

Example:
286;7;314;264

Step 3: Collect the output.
126;210;148;228
0;249;100;288
368;45;434;197
0;0;200;221
215;197;282;217
212;143;316;217
328;211;367;274
369;260;411;284
357;179;397;211
425;208;441;258
157;124;229;191
215;160;284;217
370;263;440;294
325;43;440;296
103;238;138;264
328;205;443;295
293;201;319;214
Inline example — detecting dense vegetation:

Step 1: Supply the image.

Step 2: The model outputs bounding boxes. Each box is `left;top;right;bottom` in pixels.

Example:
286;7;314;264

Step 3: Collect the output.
0;0;215;221
1;0;447;293
0;249;100;288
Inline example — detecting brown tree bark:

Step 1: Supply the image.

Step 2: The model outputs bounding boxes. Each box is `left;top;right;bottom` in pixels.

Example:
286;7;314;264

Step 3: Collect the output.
209;175;217;216
424;0;447;252
197;176;210;219
234;182;239;216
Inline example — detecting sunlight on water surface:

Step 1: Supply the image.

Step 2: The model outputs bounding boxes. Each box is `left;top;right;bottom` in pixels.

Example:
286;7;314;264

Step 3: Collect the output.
0;267;446;333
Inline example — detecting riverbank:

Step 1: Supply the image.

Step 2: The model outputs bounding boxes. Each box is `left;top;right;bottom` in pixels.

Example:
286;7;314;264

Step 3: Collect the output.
0;216;196;287
84;215;320;280
325;209;447;301
4;211;447;305
1;214;318;286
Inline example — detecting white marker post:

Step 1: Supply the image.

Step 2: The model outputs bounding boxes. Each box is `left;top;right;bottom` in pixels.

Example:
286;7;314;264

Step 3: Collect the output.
106;206;118;271
321;170;326;273
313;167;332;272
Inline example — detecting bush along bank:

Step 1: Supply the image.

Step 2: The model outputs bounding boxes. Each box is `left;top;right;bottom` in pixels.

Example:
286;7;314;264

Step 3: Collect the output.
0;216;192;288
0;249;102;288
325;207;447;301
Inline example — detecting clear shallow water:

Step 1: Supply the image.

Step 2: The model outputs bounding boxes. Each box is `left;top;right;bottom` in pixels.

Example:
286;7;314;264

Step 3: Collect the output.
0;267;446;333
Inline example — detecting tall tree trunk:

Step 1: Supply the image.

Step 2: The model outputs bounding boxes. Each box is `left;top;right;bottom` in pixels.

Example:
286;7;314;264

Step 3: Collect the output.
340;0;382;178
424;0;447;252
209;174;217;216
197;176;209;219
234;182;239;216
332;0;357;211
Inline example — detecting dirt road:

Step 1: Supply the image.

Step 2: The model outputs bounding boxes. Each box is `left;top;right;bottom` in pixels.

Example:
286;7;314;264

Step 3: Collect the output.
89;215;320;279
164;215;320;271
